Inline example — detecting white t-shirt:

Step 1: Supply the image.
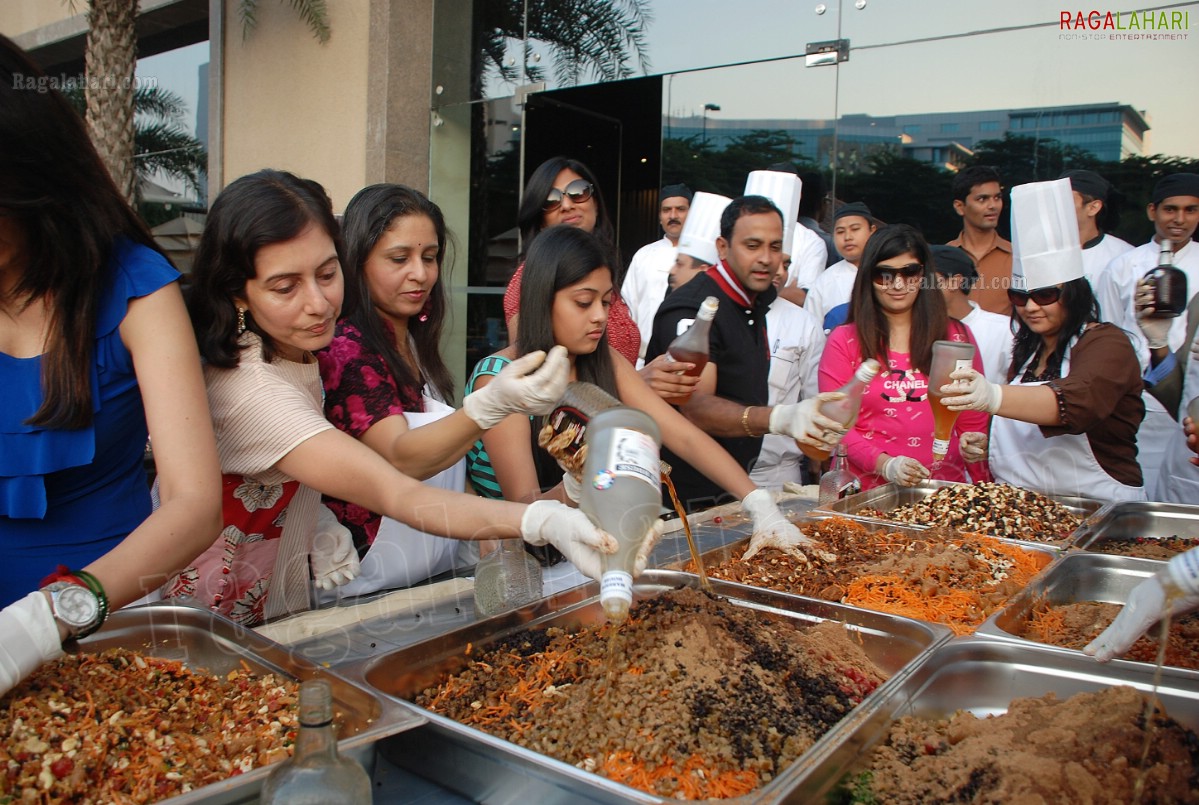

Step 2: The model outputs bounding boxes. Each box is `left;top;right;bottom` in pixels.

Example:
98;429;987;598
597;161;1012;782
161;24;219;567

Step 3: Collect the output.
961;302;1014;383
803;259;857;333
620;236;677;363
786;224;829;292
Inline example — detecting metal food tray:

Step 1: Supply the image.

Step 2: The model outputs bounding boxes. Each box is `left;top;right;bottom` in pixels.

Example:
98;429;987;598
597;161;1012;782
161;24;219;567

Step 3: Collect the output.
815;479;1106;548
1067;500;1199;557
346;570;952;805
975;551;1199;678
72;602;424;805
788;637;1199;802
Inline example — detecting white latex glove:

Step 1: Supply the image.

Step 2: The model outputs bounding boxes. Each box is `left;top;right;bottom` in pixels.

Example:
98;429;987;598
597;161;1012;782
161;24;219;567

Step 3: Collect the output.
632;520;667;576
740;488;826;563
1135;278;1172;349
520;500;618;580
768;392;848;451
959;431;988;463
0;592;64;698
882;455;930;487
1085;548;1199;662
561;471;582;504
311;504;362;591
462;346;571;429
939;367;1003;414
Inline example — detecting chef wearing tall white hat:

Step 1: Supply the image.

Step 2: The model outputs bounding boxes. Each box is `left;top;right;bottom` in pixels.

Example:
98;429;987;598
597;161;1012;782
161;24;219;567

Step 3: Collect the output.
938;178;1147;502
667;191;730;293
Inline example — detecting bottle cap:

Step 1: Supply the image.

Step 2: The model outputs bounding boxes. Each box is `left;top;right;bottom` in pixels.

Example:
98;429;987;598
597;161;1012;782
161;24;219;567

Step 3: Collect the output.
855;358;881;382
698;296;719;319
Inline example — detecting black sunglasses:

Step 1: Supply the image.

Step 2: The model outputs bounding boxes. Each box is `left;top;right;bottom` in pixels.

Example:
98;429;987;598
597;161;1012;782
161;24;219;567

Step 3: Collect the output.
1007;286;1063;307
872;263;925;285
543;179;594;211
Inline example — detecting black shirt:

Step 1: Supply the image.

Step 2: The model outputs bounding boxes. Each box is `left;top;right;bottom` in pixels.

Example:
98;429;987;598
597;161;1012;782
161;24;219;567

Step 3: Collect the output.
646;269;775;510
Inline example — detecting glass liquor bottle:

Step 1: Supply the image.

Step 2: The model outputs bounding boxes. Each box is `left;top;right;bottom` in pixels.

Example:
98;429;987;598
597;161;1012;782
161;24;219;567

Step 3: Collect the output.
260;680;372;805
798;359;882;463
664;296;719;404
818;444;861;505
473;538;543;617
1143;240;1188;318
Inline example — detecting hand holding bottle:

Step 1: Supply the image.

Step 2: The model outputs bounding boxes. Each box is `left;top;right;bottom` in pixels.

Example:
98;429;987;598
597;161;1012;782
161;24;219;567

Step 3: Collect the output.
639;353;700;402
1084;547;1199;662
939;367;1003;413
520;500;617;580
959;431;988;463
769;393;848;450
1135;278;1172;349
462;346;570;429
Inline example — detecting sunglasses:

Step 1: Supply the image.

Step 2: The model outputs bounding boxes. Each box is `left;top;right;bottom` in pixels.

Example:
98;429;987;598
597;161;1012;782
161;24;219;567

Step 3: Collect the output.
1007;286;1063;307
543;179;594;211
872;263;925;285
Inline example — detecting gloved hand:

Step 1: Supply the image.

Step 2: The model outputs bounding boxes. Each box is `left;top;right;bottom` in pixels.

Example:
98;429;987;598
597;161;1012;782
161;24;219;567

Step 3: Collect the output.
311;505;362;591
561;471;582;504
1135;278;1172;349
882;455;930;487
520;500;618;580
959;431;988;463
1085;548;1199;662
939;367;1003;414
768;392;848;452
462;346;570;429
632;520;667;576
741;488;831;563
0;592;64;698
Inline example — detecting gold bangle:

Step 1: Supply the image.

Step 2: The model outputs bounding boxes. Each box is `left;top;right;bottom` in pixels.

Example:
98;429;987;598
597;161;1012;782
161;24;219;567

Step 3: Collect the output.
741;406;758;438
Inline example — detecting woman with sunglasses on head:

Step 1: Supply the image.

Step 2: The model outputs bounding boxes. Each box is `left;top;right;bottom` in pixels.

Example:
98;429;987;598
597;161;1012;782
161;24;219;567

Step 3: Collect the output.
170;170;614;626
469;224;820;565
940;181;1146;501
817;224;992;491
316;184;572;597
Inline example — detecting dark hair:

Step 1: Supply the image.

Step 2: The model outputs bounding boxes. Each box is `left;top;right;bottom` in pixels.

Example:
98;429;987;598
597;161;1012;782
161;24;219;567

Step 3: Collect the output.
1009;277;1099;381
516;225;617;397
847;224;948;376
952;166;1003;202
798;171;826;218
341;184;454;402
517;156;615;250
188;169;343;367
1;35;163;428
719;195;784;241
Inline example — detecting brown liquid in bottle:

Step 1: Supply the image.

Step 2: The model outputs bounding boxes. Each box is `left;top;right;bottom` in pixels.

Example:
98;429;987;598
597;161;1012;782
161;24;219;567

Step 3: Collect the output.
663;347;709;405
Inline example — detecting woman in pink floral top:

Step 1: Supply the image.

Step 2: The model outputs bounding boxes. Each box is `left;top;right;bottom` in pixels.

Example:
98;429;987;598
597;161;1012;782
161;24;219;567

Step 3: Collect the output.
818;225;992;491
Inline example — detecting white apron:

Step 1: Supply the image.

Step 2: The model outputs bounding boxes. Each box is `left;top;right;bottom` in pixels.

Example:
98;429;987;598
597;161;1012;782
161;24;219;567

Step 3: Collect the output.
318;394;468;602
990;338;1146;503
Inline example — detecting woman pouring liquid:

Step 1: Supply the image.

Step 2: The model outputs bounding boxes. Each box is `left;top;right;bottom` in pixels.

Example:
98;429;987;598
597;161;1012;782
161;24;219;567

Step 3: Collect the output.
940;178;1146;502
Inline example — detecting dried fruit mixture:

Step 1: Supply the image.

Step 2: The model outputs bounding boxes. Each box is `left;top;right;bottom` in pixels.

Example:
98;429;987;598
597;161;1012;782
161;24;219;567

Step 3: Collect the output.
415;587;887;800
1095;535;1199;560
1018;599;1199;670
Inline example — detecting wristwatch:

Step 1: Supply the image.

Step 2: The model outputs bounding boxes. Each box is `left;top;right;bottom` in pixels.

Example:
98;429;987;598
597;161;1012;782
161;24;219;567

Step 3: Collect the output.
43;581;102;638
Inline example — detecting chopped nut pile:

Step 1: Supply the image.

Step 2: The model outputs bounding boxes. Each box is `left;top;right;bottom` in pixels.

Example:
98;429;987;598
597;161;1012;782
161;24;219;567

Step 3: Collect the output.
1;648;298;803
858;483;1082;542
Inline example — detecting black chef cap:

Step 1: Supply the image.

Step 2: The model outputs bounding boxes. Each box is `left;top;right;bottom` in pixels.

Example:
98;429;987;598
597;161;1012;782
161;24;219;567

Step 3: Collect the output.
930;245;979;284
1152;173;1199;205
660;183;693;203
1059;169;1111;202
833;201;873;223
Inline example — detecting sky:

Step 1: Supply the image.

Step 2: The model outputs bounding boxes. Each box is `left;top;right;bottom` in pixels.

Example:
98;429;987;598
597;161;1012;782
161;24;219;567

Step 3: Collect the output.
138;0;1199;167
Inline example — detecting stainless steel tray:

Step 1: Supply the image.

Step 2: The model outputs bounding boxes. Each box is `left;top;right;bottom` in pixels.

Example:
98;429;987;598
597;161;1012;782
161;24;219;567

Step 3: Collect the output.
72;603;423;805
1067;500;1199;557
788;637;1199;803
975;552;1199;678
346;570;952;804
815;479;1106;547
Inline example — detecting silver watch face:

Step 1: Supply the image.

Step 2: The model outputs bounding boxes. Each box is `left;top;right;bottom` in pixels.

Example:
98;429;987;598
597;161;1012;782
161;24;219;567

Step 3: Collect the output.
51;584;100;628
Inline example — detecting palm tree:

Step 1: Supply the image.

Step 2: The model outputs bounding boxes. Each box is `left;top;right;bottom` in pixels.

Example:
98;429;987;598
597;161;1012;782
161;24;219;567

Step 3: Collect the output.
238;0;330;44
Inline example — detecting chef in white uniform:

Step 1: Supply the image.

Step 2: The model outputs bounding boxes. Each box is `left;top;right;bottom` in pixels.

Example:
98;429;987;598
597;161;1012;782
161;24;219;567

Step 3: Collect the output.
940;178;1147;502
622;184;691;366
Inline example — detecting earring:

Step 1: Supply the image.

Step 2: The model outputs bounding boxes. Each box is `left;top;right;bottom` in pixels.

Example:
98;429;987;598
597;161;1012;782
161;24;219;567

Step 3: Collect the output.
418;300;431;323
237;307;247;334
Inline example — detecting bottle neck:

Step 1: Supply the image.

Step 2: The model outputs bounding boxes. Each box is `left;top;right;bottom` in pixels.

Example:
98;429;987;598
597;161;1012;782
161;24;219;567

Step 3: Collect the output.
292;719;338;763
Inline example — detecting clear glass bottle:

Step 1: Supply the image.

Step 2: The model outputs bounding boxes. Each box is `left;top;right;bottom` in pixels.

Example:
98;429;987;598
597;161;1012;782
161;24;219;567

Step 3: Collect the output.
260;680;372;805
818;443;861;505
577;406;663;623
664;296;719;404
473;538;544;617
1143;240;1188;318
798;358;882;462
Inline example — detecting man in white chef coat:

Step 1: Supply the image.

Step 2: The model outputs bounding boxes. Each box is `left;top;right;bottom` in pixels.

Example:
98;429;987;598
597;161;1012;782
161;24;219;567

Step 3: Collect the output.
622;183;691;366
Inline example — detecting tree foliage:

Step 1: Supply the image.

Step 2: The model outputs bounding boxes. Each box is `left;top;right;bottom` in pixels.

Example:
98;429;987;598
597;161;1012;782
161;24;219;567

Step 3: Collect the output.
238;0;331;44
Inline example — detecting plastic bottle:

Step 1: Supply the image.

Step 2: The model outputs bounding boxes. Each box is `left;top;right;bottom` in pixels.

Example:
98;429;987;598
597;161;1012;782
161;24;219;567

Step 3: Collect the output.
260;679;372;805
818;443;861;505
1143;240;1188;318
472;538;543;617
664;296;719;404
798;358;882;462
577;406;663;623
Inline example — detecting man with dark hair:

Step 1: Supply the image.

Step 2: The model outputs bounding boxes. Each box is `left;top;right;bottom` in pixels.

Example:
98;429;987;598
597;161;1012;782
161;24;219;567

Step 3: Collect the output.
931;244;1012;383
645;195;843;509
948;165;1012;315
798;170;837;267
1060;168;1132;284
623;183;692;365
805;201;877;333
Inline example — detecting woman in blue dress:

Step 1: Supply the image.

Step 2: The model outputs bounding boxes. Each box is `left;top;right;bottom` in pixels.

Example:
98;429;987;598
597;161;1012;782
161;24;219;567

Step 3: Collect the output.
0;35;222;696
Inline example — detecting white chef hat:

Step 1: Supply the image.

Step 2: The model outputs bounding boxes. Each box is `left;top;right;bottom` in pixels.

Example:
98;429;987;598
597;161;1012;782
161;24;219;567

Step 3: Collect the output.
677;191;731;266
744;170;802;251
1010;178;1084;291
